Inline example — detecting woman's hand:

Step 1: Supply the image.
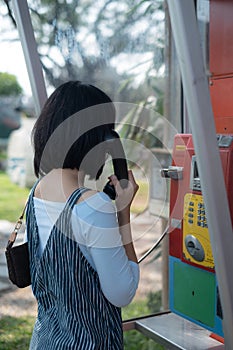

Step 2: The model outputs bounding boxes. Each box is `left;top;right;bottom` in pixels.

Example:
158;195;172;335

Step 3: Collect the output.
109;170;139;259
109;170;139;213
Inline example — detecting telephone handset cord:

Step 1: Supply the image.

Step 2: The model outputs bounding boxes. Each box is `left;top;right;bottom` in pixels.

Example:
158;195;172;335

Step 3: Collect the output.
138;227;169;264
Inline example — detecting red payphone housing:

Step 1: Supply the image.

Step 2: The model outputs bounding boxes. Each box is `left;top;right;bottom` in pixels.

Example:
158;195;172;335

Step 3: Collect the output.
169;133;233;336
209;0;233;134
168;1;233;337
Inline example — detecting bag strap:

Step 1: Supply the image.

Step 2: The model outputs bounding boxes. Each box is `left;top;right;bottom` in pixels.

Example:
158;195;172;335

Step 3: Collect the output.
6;179;40;251
6;185;90;251
6;203;27;250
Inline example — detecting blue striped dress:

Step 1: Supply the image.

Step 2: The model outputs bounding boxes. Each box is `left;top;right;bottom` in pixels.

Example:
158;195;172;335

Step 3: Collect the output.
26;185;123;349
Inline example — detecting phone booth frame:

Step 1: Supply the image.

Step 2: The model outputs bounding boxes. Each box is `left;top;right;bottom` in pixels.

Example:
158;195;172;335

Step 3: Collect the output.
12;0;233;348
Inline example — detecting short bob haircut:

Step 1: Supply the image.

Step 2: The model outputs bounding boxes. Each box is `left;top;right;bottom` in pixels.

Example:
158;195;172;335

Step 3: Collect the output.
32;81;115;179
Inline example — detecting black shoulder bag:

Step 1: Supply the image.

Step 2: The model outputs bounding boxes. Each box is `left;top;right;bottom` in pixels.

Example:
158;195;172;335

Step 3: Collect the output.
5;204;31;288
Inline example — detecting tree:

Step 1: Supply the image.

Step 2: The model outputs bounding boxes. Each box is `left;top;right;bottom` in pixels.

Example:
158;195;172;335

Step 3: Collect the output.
1;0;167;168
0;71;22;96
1;0;165;105
0;72;22;142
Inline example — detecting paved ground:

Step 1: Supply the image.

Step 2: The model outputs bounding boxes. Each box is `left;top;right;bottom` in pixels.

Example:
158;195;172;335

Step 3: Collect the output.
0;211;165;319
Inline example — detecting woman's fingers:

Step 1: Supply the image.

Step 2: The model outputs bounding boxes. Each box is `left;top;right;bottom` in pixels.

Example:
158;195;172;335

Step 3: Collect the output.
128;170;139;195
109;174;123;195
109;170;139;211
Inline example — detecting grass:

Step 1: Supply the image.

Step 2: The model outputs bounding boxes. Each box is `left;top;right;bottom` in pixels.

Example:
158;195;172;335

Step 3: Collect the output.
0;314;164;350
122;297;164;349
0;293;164;350
123;298;151;320
123;291;164;349
0;171;30;222
124;331;164;350
0;316;34;349
131;179;149;214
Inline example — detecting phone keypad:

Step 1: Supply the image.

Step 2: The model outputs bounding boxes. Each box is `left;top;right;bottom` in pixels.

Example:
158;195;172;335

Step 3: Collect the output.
183;193;214;269
187;200;208;228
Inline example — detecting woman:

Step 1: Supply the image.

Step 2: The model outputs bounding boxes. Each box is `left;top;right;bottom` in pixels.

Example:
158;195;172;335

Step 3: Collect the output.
26;81;139;349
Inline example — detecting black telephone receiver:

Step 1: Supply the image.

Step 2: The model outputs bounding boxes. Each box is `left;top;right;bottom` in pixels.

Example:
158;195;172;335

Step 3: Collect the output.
103;130;129;200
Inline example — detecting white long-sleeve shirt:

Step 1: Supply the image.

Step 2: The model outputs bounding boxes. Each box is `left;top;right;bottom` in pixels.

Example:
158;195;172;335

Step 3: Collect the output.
28;191;139;307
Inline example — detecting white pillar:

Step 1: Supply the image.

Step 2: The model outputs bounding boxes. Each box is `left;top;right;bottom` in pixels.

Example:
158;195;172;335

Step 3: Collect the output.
12;0;47;115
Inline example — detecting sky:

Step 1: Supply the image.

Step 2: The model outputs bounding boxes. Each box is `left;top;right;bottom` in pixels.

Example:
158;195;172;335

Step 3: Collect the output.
0;4;32;97
0;40;32;96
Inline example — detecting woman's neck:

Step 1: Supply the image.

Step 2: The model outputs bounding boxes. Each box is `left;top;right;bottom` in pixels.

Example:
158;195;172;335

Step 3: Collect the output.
59;168;85;187
34;168;86;202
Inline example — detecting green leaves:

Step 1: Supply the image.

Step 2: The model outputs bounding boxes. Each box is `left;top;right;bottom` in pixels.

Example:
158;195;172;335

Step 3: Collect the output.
0;73;23;96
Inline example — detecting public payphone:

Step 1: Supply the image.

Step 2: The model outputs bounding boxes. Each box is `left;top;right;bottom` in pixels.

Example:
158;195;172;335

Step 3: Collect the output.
167;1;233;339
168;133;233;337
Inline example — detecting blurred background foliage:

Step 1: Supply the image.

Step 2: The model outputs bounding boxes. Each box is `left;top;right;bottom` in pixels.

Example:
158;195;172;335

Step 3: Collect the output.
0;72;22;96
1;0;166;132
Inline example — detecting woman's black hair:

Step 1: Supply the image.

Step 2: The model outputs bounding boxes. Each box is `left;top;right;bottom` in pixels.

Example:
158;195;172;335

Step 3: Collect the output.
32;81;115;179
